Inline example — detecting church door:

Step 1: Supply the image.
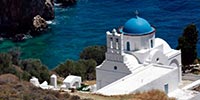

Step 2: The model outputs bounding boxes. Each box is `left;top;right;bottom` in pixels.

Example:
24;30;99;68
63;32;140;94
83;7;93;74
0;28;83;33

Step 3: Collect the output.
164;84;169;94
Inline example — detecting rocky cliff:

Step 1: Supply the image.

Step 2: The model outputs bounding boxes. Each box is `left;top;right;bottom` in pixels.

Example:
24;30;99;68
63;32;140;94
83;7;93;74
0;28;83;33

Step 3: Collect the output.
0;0;54;41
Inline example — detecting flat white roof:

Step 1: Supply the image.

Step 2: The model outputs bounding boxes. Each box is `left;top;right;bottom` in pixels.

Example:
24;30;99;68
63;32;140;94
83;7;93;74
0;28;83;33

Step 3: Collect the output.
63;75;81;83
96;64;175;95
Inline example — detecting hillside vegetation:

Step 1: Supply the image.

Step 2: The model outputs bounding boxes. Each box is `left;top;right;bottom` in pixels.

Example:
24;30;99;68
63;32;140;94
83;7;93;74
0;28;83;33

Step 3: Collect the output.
0;48;50;83
54;45;106;80
0;74;92;100
0;45;106;82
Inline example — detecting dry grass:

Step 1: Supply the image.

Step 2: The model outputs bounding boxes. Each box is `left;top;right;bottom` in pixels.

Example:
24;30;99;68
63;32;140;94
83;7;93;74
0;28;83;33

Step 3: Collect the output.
0;74;19;85
82;80;96;85
71;89;175;100
132;90;176;100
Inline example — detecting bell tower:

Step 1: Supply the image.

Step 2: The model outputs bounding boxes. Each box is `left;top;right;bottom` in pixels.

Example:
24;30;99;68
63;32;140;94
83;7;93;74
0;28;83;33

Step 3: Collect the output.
106;29;124;62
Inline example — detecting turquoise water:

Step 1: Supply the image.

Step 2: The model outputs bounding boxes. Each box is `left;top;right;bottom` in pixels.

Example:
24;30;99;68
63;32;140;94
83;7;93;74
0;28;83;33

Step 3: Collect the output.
1;0;200;69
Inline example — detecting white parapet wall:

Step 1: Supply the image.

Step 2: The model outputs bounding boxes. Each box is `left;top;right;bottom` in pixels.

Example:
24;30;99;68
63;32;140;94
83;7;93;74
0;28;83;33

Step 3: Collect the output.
30;77;40;87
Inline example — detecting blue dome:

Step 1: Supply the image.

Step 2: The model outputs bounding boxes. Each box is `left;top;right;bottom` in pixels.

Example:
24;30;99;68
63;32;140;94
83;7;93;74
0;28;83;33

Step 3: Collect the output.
122;16;154;34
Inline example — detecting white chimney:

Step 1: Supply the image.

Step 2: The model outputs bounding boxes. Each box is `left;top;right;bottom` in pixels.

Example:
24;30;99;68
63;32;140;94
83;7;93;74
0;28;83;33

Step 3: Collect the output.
50;74;57;88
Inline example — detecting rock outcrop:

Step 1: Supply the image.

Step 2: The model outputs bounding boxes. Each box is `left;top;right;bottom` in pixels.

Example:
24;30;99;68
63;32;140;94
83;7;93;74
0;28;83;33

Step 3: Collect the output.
44;0;55;20
0;0;54;41
33;15;48;32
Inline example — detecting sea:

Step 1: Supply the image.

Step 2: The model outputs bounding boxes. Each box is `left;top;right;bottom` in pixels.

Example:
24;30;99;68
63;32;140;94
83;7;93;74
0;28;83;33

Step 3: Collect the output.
0;0;200;69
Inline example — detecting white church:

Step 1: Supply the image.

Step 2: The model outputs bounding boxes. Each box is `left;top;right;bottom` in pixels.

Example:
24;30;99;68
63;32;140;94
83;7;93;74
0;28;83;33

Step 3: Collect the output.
96;15;182;95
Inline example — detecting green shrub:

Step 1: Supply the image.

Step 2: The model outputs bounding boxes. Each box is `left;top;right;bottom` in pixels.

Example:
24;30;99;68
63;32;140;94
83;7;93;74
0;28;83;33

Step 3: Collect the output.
20;59;50;82
0;53;20;77
8;47;21;66
177;24;198;70
80;45;106;65
54;59;97;80
0;53;13;73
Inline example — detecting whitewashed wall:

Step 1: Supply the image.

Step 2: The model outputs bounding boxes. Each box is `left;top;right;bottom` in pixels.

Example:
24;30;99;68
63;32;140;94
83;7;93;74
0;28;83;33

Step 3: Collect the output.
134;68;179;94
123;33;155;51
96;61;131;89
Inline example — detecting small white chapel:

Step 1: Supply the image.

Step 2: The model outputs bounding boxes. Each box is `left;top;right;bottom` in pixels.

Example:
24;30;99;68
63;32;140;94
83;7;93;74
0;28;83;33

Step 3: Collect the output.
96;14;182;95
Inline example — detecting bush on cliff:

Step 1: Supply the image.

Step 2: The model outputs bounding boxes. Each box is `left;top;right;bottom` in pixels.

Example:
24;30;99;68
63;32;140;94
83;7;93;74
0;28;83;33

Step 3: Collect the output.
0;49;50;82
55;45;105;80
54;59;97;80
80;45;106;65
0;53;19;75
20;59;50;82
177;24;199;72
8;47;21;65
0;45;105;82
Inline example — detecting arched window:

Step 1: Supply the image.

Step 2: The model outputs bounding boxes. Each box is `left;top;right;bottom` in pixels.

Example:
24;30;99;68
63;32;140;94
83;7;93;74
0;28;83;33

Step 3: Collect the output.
116;38;119;49
110;37;113;48
150;39;153;48
127;42;130;51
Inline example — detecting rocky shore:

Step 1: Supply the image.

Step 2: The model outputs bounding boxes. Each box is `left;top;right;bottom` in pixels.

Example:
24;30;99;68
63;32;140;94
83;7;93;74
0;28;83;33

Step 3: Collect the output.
0;0;54;41
0;0;76;41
